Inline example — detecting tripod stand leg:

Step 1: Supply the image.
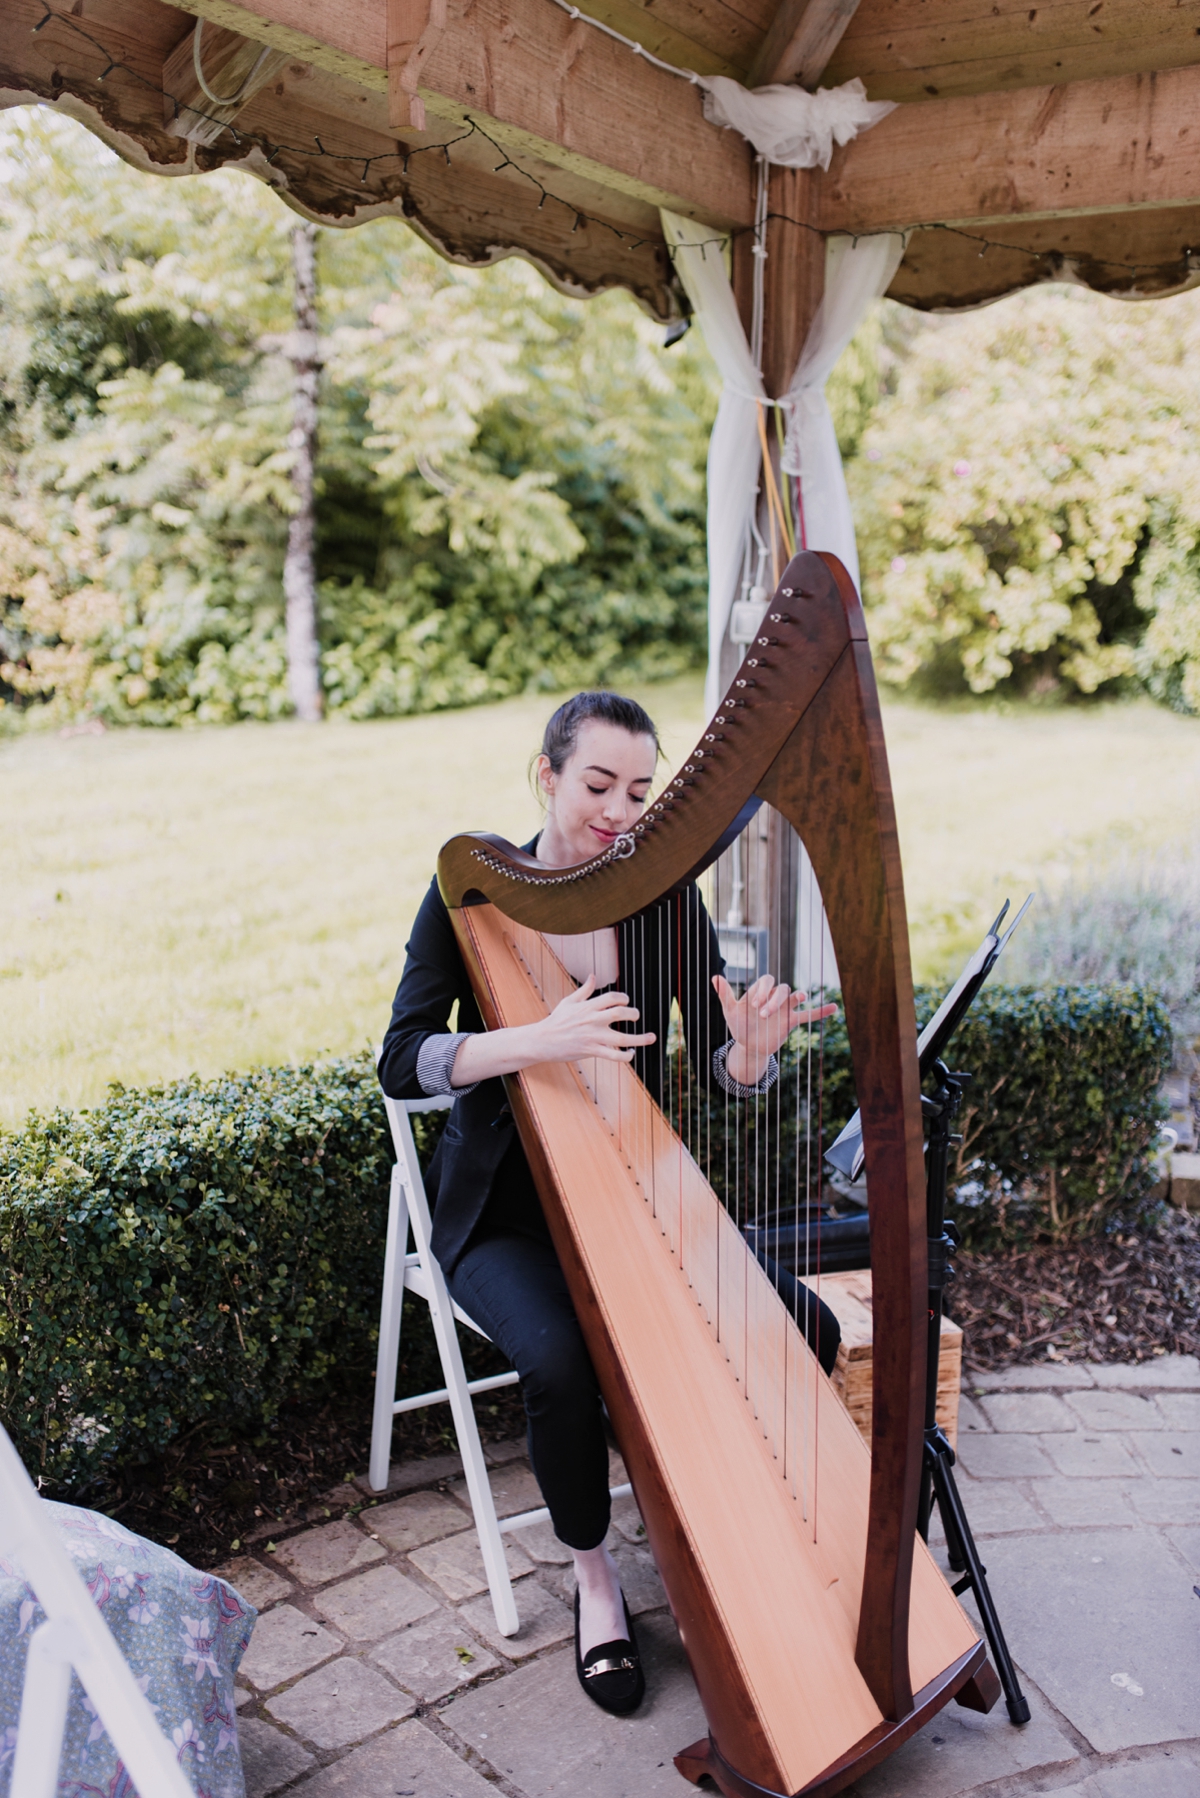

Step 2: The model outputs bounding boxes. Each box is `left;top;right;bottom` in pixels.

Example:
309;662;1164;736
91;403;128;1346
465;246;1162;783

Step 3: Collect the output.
929;1453;967;1573
927;1437;1031;1726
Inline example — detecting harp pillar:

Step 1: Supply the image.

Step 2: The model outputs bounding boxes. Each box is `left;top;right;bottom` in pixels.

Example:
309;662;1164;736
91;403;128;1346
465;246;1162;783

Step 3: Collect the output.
728;168;825;991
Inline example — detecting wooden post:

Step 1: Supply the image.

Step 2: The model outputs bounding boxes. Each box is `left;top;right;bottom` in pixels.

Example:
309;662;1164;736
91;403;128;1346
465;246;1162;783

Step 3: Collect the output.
722;165;824;988
734;166;824;400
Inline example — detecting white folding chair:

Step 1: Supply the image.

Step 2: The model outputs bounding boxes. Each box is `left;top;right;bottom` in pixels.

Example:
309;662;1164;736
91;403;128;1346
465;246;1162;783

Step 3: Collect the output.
369;1092;630;1638
0;1424;194;1798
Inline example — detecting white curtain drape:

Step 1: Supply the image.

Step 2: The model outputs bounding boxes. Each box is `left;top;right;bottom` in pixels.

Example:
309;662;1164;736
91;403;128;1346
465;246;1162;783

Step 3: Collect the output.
662;209;906;714
779;231;906;593
660;209;765;718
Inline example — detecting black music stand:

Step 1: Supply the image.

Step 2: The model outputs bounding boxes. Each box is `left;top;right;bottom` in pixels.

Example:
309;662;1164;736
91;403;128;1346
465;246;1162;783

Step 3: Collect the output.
827;897;1034;1727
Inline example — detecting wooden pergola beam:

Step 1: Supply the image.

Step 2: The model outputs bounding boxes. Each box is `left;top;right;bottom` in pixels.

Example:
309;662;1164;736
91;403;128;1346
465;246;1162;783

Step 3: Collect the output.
747;0;862;92
159;0;756;225
820;64;1200;233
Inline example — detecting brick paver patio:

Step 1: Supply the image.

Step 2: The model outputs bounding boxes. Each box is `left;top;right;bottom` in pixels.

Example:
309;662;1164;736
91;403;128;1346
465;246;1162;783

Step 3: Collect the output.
225;1357;1200;1798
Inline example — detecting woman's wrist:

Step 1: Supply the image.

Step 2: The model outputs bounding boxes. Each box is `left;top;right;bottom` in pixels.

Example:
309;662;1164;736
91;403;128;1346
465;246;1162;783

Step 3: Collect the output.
725;1041;770;1087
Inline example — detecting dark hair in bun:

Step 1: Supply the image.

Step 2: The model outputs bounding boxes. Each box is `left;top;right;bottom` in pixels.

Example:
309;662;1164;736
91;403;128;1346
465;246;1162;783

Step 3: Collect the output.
540;691;660;775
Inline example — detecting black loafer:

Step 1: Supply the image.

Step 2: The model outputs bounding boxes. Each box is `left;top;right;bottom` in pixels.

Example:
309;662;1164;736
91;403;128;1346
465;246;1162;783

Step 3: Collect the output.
574;1589;646;1715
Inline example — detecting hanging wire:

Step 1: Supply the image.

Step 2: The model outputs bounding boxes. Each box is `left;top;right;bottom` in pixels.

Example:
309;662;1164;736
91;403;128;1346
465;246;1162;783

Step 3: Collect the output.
191;18;272;109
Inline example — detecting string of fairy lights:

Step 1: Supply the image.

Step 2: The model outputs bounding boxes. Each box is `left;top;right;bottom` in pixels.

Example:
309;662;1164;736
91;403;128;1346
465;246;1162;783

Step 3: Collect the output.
26;0;1196;285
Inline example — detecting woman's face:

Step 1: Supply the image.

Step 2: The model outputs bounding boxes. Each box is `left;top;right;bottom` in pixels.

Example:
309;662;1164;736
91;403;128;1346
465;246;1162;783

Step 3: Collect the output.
537;720;658;864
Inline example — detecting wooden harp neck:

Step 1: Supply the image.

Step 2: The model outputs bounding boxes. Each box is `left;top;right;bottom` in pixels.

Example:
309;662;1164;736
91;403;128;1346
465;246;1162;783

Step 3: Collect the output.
438;552;866;928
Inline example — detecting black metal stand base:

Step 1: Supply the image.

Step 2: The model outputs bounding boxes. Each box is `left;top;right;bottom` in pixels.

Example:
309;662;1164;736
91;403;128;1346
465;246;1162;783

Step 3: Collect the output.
919;1062;1031;1730
922;1425;1031;1725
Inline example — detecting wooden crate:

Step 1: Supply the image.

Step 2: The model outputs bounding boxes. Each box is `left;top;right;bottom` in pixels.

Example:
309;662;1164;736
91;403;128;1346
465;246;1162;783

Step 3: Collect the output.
820;1270;962;1452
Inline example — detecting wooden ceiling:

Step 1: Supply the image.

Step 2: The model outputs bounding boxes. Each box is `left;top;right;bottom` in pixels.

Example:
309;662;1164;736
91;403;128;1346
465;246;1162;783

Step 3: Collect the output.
3;0;1199;317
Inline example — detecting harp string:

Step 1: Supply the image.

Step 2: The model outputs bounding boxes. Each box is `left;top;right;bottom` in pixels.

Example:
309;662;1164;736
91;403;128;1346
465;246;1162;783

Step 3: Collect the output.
523;805;836;1533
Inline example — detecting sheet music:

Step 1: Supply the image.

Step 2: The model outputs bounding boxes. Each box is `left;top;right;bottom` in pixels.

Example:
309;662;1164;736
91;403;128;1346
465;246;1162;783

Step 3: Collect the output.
824;897;1032;1184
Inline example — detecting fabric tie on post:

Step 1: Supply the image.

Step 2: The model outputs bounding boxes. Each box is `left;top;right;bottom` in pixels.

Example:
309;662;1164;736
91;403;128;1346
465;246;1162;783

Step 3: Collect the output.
661;79;901;711
697;75;895;170
779;232;907;591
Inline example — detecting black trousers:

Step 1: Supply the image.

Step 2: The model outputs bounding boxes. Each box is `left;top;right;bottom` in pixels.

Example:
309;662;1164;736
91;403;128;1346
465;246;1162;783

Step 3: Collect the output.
755;1248;843;1379
445;1225;843;1552
447;1229;613;1551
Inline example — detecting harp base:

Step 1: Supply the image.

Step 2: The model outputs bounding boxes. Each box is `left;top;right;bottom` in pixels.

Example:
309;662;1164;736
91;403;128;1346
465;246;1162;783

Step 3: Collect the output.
673;1641;992;1798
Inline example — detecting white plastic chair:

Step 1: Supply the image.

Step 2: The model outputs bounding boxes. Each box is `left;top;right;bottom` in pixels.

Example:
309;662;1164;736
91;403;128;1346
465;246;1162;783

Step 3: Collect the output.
370;1092;630;1638
0;1424;194;1798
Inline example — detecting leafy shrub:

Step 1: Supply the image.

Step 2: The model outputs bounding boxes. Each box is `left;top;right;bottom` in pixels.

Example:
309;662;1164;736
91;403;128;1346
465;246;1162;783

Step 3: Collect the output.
0;1056;455;1495
925;984;1171;1248
681;984;1170;1251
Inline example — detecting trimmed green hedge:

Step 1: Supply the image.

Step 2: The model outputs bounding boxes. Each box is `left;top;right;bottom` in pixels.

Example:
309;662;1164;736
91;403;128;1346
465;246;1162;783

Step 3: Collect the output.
0;982;1170;1493
688;983;1170;1251
0;1058;456;1496
917;983;1172;1248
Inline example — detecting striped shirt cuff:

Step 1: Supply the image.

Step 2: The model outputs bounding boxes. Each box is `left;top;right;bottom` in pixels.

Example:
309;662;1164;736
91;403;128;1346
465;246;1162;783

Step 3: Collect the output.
416;1032;479;1098
713;1040;779;1098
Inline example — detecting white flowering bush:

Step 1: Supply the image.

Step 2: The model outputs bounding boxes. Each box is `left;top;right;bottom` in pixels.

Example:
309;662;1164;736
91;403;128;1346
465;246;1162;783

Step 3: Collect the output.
851;289;1200;707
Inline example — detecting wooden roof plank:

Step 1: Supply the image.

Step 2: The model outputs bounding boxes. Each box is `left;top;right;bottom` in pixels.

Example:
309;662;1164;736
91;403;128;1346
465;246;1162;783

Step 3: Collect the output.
825;0;1200;105
820;64;1200;231
747;0;863;90
0;0;680;317
563;0;767;82
237;51;665;242
8;0;1200;311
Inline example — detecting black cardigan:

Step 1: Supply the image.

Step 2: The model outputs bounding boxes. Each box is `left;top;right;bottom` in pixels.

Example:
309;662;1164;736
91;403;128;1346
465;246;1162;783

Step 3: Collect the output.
379;849;732;1275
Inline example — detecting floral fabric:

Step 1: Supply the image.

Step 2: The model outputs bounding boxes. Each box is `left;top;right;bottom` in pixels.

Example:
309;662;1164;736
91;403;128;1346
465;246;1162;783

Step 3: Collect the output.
0;1502;255;1798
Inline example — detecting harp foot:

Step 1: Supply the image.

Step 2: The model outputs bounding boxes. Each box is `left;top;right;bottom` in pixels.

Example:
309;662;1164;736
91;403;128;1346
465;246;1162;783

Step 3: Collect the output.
955;1659;1002;1714
680;1641;990;1798
675;1737;717;1787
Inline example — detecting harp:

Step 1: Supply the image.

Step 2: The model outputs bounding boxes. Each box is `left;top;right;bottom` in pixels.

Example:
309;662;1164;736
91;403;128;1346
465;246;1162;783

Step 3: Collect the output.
437;553;998;1798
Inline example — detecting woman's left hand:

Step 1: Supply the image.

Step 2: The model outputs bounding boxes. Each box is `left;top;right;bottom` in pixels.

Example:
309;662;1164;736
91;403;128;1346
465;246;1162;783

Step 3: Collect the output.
712;974;839;1066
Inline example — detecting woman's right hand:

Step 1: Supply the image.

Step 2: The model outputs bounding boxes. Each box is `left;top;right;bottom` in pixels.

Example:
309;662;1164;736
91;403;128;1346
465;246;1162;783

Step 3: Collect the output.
534;974;657;1065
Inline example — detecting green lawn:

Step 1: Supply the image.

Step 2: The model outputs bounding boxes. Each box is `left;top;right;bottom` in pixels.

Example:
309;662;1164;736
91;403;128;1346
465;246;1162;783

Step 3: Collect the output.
4;685;1199;1128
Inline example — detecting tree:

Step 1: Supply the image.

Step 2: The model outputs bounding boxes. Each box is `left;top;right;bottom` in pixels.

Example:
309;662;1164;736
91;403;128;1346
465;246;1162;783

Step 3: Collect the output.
0;110;715;728
281;222;322;722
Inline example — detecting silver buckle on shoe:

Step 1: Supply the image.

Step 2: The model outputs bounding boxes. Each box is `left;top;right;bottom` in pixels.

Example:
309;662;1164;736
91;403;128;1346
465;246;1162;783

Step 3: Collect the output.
583;1656;636;1678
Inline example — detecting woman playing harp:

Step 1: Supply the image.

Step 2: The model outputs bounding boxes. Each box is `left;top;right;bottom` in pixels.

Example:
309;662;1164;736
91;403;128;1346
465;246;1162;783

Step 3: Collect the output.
378;689;839;1715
